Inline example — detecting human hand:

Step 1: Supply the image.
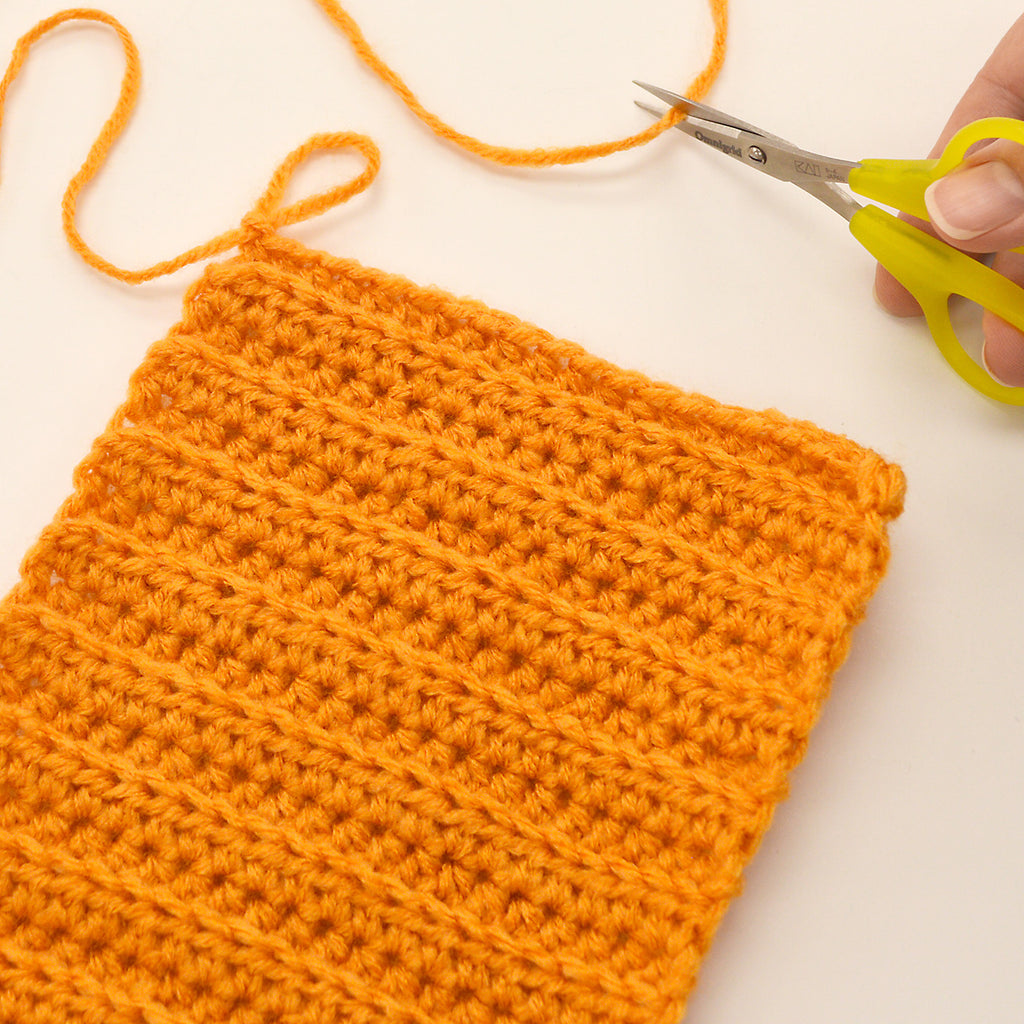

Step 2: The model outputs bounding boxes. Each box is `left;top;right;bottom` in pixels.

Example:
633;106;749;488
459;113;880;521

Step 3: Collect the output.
874;14;1024;387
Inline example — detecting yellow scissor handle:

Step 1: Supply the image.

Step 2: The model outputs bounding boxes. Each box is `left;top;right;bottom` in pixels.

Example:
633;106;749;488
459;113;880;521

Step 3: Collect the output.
848;116;1024;235
850;204;1024;404
847;117;1024;404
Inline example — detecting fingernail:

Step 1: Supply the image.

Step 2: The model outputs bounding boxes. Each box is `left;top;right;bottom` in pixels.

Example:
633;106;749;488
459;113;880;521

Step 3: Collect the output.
924;161;1024;241
983;337;1024;387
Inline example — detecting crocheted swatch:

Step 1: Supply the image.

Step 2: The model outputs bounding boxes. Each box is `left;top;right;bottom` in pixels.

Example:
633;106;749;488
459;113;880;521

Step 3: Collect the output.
0;207;904;1021
0;6;902;1021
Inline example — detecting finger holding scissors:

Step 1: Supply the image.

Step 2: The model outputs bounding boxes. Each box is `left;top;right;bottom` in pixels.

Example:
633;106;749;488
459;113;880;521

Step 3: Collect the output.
635;82;1024;406
877;13;1024;387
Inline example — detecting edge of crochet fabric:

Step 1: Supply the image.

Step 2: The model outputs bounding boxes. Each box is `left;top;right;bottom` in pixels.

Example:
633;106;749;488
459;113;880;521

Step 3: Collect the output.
0;228;904;1024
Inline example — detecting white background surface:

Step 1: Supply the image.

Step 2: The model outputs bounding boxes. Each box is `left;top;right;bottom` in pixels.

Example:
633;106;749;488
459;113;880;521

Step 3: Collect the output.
1;1;1022;1021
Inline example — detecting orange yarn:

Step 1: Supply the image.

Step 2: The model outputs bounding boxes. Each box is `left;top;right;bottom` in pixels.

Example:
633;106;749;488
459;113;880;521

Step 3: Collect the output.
0;1;727;284
309;0;729;166
0;5;905;1024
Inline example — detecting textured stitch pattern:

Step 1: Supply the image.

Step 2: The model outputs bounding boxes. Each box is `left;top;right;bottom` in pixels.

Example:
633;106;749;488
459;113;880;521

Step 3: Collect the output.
0;219;904;1023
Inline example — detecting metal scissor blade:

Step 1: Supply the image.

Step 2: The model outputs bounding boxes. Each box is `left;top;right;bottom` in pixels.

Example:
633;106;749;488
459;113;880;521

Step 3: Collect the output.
634;86;863;221
633;86;860;186
634;82;776;139
634;100;766;171
634;83;848;170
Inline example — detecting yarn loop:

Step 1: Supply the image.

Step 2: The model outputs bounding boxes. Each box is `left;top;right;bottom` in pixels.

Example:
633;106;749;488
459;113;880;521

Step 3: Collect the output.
0;2;727;282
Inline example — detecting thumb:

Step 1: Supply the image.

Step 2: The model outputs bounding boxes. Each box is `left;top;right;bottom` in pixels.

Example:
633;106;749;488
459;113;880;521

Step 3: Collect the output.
924;139;1024;252
925;138;1024;387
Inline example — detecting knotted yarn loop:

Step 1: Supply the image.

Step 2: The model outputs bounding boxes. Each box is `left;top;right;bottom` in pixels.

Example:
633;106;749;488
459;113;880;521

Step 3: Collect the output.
240;131;381;241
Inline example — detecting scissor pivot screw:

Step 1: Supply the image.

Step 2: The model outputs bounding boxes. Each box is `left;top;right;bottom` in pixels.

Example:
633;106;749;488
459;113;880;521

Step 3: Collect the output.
747;146;767;164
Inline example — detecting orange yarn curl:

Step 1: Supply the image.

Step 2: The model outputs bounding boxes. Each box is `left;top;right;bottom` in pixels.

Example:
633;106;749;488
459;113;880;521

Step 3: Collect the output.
0;2;727;283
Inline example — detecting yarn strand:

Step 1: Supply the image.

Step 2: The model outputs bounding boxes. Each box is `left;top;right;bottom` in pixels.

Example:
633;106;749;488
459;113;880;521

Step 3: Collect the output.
308;0;729;166
0;2;727;283
0;9;381;283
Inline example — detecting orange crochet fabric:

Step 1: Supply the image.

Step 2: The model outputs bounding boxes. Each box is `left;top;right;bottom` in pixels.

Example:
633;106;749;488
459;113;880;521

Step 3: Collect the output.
0;6;904;1024
0;207;904;1023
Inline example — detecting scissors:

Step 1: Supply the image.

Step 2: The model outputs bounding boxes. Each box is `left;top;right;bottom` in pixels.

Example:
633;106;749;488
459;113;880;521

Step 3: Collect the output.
635;82;1024;405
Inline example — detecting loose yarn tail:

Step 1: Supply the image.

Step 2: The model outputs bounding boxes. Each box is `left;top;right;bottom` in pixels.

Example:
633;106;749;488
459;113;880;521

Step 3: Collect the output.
0;9;381;284
308;0;729;167
0;1;728;283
